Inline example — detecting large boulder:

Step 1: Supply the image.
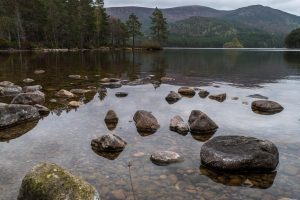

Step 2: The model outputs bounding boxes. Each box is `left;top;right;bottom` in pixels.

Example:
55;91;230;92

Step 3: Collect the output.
200;136;279;172
55;89;75;98
178;87;195;97
18;163;100;200
11;91;45;105
150;151;183;166
209;93;226;102
165;91;182;104
133;110;160;135
251;100;284;115
0;85;22;96
188;110;218;134
0;104;40;129
91;134;127;152
34;104;50;116
22;85;43;93
170;116;189;135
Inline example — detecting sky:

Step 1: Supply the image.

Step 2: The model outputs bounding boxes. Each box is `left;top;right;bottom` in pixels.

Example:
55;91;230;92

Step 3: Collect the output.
105;0;300;16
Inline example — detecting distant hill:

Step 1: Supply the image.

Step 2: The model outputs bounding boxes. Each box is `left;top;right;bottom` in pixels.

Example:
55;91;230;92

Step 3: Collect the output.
168;17;283;47
107;5;300;47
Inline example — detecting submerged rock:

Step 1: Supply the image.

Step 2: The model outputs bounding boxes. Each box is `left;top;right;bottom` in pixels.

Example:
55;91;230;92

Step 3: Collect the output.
198;90;210;98
115;92;128;98
178;87;196;97
0;81;14;87
247;94;269;100
200;136;279;172
188;110;218;134
34;70;45;74
209;93;226;102
161;77;175;82
22;85;43;93
11;91;45;105
251;100;284;115
0;85;22;96
91;134;127;152
68;75;82;79
18;163;99;200
150;151;183;166
55;89;75;98
133;110;160;135
23;78;34;83
170;116;189;135
165;91;182;104
0;104;40;129
70;89;91;94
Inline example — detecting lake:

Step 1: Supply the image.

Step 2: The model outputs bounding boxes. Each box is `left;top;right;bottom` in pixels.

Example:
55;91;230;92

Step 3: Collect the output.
0;49;300;200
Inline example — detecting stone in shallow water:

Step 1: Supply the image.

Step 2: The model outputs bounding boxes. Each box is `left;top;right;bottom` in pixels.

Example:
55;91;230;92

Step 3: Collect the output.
133;110;160;135
170;116;189;135
150;151;184;166
200;136;279;172
101;82;122;89
18;163;99;200
34;104;50;116
91;134;127;152
209;93;226;102
0;104;40;129
0;81;14;87
115;92;128;98
68;75;82;79
68;101;82;107
55;89;75;98
165;91;182;104
188;110;218;134
198;90;210;98
22;85;43;93
200;165;277;189
251;100;284;115
23;78;34;83
34;70;45;74
178;87;196;97
0;85;22;97
247;94;268;100
70;89;91;94
11;91;45;105
104;110;118;130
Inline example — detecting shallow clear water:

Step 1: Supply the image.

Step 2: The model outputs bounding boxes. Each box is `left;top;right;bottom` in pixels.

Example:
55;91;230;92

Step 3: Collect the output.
0;49;300;200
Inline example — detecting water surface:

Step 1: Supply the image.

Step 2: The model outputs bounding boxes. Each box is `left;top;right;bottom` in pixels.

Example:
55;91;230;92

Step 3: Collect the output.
0;49;300;200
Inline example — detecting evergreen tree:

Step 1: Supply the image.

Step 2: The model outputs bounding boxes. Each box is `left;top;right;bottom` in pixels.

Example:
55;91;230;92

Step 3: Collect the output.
93;0;109;46
126;13;142;49
150;8;168;44
285;28;300;48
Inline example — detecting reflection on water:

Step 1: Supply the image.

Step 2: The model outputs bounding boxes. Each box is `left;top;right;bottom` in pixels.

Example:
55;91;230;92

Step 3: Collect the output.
0;49;300;200
200;165;277;189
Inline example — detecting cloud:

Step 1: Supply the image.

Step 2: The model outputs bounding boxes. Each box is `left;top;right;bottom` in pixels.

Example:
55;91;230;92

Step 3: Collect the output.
105;0;300;15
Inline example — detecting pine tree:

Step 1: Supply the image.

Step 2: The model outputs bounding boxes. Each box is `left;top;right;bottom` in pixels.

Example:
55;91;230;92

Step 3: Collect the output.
93;0;109;46
126;13;142;49
150;7;168;44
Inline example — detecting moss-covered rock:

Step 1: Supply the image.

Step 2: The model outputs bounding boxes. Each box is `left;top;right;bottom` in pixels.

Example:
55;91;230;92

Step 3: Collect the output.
18;163;100;200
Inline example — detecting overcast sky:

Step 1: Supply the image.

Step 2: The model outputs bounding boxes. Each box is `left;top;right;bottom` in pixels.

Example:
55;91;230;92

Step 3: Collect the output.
105;0;300;16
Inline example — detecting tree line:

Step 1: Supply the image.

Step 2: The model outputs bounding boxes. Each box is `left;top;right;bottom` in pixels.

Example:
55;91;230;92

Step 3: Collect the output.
0;0;168;50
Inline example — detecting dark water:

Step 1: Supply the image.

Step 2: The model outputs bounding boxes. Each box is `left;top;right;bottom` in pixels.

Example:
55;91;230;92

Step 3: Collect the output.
0;49;300;200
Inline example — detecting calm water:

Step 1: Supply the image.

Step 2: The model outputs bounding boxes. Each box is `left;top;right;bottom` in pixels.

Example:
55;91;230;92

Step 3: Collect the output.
0;49;300;200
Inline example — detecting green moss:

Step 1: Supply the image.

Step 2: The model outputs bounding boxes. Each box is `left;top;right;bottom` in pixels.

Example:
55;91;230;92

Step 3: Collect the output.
18;163;99;200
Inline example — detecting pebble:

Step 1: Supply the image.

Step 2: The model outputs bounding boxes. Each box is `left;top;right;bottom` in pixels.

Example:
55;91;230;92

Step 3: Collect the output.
111;189;126;200
160;175;167;179
168;174;178;184
133;152;145;157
